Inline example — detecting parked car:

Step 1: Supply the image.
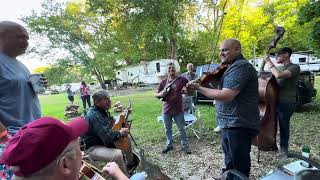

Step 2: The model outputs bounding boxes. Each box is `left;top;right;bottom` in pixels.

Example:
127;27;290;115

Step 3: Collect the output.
296;71;317;105
195;64;219;103
50;89;60;95
195;64;317;105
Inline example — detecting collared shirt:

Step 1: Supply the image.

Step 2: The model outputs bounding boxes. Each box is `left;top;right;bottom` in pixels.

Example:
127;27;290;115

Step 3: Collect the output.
81;105;121;149
0;53;41;134
157;77;189;115
181;72;198;81
215;55;260;131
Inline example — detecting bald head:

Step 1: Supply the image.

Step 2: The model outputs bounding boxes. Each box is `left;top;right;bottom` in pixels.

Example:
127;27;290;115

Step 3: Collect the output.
0;21;25;34
222;38;241;49
219;38;242;63
0;21;29;58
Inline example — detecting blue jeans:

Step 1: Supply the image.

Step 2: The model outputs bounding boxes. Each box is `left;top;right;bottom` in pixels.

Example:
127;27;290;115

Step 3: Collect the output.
221;127;258;179
276;102;296;149
163;113;189;148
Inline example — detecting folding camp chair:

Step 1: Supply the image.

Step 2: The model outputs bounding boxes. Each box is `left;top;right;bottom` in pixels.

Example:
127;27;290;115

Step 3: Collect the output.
157;96;202;139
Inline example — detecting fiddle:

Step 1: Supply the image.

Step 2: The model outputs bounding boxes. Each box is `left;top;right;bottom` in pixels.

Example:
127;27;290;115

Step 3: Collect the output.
188;63;230;91
197;62;230;87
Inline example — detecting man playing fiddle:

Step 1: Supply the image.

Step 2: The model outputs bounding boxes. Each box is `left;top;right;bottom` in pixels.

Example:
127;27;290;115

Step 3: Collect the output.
81;90;134;176
187;39;259;179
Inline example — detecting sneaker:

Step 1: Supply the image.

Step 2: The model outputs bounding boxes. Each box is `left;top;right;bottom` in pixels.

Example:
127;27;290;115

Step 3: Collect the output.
162;146;174;154
213;168;226;180
214;126;221;132
212;174;222;180
182;147;191;154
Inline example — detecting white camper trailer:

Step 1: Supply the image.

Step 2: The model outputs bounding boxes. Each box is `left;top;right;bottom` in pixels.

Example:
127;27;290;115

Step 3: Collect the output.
251;52;320;72
116;59;180;86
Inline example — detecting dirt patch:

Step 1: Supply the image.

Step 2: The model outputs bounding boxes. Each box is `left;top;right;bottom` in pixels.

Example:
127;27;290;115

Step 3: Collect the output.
140;136;319;180
109;90;320;179
138;104;320;180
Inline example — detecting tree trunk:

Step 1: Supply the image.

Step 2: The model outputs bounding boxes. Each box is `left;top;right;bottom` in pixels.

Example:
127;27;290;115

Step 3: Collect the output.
92;67;106;89
170;38;177;60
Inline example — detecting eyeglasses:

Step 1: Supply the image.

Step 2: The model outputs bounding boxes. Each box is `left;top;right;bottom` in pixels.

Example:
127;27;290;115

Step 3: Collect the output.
168;67;176;70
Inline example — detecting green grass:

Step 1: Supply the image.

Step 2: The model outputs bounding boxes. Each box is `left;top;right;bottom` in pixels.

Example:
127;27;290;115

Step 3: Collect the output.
40;91;217;146
40;93;84;120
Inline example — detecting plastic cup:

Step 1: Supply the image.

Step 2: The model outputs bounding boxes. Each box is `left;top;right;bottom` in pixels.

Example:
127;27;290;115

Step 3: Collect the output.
29;74;45;94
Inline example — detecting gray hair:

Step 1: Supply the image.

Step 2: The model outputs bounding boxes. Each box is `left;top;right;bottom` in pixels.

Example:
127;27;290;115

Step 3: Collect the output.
92;90;110;104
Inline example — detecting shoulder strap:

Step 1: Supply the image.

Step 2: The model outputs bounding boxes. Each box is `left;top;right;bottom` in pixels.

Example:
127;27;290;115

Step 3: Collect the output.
166;76;181;87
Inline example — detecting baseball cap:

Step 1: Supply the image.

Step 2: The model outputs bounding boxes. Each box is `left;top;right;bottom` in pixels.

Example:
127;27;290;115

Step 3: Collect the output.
0;116;88;176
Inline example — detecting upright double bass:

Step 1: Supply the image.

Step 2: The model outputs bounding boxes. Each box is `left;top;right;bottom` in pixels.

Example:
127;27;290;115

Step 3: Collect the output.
252;26;285;151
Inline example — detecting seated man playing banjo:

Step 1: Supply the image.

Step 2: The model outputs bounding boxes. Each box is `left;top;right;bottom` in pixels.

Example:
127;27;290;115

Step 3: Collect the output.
81;90;135;176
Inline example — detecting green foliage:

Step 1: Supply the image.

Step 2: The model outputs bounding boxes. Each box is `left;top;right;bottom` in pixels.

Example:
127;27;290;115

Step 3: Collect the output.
298;0;320;55
87;0;197;62
22;0;117;88
42;60;92;85
22;0;320;86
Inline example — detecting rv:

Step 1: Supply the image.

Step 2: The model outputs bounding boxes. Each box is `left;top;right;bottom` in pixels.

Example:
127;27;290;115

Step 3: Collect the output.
251;52;320;72
116;59;180;86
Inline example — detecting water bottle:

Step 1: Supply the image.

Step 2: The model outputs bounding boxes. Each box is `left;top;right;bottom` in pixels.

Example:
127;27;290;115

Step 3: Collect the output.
301;145;310;168
130;171;148;180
